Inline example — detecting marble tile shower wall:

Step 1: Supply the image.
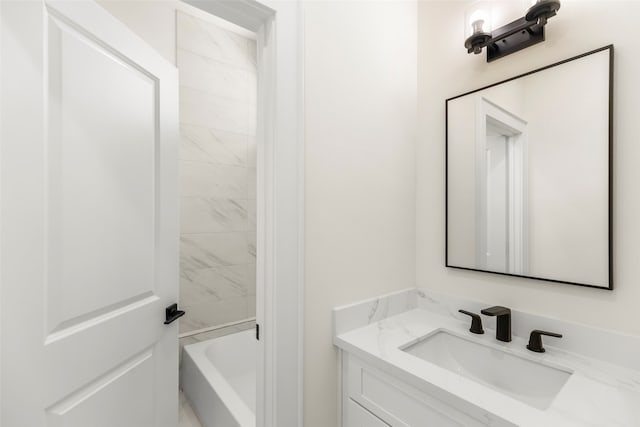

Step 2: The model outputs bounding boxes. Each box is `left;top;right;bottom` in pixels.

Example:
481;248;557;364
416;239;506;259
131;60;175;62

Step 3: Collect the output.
177;11;257;334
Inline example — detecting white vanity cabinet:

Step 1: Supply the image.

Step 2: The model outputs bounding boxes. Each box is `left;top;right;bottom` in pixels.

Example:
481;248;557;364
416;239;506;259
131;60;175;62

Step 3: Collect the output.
347;399;390;427
341;352;492;427
335;291;640;427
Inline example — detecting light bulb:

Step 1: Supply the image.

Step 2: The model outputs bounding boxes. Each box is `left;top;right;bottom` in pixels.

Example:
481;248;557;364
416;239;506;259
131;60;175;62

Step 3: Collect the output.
469;9;489;34
464;1;493;50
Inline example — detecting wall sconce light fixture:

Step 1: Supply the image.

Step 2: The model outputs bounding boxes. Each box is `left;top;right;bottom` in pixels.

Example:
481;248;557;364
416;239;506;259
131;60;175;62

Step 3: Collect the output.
465;0;561;62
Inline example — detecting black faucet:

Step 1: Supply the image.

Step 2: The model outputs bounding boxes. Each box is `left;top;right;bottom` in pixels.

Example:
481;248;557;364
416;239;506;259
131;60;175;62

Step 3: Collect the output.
527;330;563;353
458;310;484;334
481;306;511;342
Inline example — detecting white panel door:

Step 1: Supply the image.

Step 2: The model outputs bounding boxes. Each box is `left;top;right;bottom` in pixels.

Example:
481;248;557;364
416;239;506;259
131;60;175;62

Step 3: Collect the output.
1;1;179;426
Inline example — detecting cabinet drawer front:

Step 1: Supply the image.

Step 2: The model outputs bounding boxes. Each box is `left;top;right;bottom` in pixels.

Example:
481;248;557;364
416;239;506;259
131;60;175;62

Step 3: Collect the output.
348;399;391;427
347;356;490;427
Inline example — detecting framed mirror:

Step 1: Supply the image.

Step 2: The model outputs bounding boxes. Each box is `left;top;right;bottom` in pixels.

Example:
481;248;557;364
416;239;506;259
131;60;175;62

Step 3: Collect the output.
446;45;613;289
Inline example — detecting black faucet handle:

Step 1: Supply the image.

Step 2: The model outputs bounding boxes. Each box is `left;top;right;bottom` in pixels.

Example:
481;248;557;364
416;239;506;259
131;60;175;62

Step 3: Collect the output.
458;310;484;334
527;329;563;353
480;306;511;316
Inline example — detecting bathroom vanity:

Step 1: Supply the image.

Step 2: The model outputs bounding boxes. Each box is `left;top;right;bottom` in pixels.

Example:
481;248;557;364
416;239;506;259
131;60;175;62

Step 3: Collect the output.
334;289;640;426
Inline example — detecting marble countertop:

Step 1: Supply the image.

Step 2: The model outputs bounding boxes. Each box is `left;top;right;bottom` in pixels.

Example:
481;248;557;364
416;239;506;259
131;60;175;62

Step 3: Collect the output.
335;307;640;427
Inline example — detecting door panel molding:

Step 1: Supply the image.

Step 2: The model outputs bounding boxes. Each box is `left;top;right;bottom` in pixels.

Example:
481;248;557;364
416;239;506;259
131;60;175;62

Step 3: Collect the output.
45;293;158;343
45;348;153;415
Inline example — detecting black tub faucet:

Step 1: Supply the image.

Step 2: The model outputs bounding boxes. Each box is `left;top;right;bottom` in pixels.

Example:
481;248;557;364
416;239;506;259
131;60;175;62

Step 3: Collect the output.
481;306;512;342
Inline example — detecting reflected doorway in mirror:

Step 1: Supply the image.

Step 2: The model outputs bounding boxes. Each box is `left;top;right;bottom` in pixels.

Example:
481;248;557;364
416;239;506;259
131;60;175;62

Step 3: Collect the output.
475;98;529;276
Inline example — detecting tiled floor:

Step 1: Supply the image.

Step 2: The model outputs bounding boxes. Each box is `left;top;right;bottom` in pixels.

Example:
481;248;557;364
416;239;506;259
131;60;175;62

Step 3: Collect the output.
179;391;204;427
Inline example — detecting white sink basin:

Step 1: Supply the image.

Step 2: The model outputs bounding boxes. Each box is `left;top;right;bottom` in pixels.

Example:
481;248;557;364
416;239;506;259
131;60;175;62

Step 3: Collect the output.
401;330;572;410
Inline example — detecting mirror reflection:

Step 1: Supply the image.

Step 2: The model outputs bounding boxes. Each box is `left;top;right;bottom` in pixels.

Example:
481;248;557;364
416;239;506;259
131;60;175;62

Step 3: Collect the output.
446;46;612;288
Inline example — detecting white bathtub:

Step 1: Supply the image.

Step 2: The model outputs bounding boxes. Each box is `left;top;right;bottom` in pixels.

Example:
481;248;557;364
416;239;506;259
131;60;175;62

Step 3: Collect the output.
181;329;256;427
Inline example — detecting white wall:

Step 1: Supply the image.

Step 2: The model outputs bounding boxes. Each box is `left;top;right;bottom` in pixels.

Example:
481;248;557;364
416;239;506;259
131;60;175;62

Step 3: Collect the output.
418;1;640;335
176;11;257;334
304;1;417;426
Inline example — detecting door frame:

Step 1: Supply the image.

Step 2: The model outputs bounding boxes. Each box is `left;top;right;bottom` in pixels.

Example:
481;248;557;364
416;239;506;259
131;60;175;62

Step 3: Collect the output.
0;1;3;422
0;0;305;426
183;2;304;427
475;97;528;274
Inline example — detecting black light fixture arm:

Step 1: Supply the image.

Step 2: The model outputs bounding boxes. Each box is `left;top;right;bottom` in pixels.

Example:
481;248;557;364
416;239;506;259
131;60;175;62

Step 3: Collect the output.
465;0;561;62
492;17;540;45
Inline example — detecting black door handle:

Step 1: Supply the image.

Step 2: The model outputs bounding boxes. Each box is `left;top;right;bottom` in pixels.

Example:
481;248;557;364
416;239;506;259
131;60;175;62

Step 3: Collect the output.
164;303;185;325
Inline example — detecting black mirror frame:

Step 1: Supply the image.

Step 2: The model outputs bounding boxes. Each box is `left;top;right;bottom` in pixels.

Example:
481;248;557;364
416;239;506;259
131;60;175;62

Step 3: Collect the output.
445;45;614;290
